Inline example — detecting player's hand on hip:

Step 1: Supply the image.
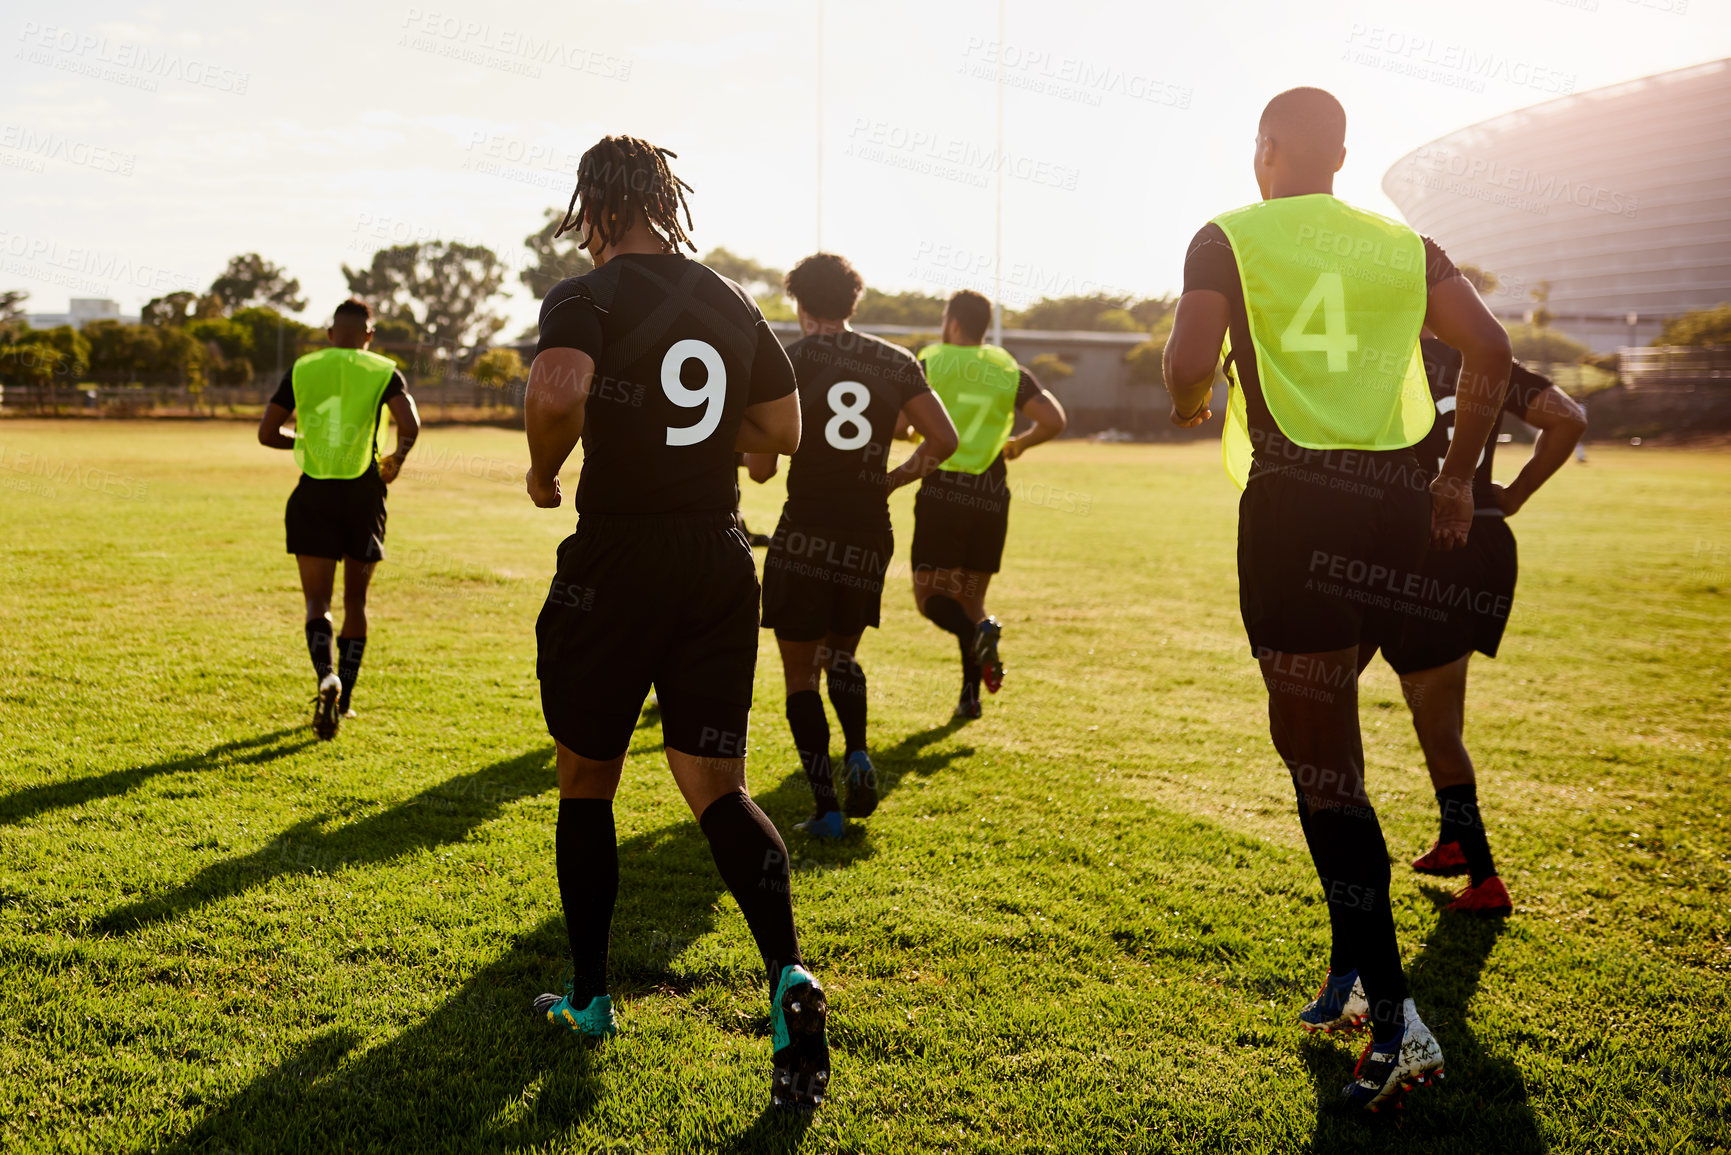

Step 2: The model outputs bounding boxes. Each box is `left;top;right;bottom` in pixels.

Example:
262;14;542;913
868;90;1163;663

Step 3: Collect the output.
526;467;562;508
1428;474;1473;550
379;454;403;484
1490;482;1525;518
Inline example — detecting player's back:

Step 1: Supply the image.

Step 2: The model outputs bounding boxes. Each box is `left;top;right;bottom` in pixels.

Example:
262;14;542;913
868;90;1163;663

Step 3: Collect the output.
538;253;791;516
784;330;926;531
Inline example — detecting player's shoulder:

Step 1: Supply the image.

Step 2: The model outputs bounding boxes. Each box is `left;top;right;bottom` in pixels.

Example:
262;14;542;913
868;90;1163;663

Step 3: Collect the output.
540;263;620;324
1185;219;1232;258
689;259;764;321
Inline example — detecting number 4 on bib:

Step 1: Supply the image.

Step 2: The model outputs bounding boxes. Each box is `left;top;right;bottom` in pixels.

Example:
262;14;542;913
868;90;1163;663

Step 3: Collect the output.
1280;272;1359;372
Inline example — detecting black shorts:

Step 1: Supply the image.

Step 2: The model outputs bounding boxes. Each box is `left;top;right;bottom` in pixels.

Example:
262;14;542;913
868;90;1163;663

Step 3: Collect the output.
284;469;387;562
1237;448;1430;656
760;512;893;641
1379;514;1518;675
536;511;758;762
910;469;1011;574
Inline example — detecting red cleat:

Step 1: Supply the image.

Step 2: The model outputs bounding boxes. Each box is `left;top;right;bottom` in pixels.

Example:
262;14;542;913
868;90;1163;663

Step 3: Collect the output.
1446;875;1512;915
1412;840;1468;876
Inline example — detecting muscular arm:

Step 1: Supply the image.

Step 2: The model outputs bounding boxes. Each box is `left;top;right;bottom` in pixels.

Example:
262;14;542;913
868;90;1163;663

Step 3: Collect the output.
523;347;595;508
1004;389;1067;460
1162;290;1228;426
257;402;295;450
378;392;420;483
743;452;779;483
736;390;801;455
1496;383;1586;516
1424;275;1513;548
886;392;959;490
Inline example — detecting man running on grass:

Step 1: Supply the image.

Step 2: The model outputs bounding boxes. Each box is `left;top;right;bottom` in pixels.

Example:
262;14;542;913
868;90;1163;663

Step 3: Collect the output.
257;297;418;740
911;289;1066;720
1372;339;1585;914
745;252;958;840
1163;86;1512;1112
523;134;828;1110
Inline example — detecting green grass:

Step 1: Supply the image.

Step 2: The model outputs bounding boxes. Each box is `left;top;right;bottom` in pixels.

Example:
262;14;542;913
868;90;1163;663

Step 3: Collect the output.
1;421;1727;1154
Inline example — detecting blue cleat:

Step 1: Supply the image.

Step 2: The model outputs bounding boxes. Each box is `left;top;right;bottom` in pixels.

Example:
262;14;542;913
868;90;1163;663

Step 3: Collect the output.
842;750;878;818
533;970;617;1039
1299;969;1369;1034
794;809;846;840
770;964;830;1110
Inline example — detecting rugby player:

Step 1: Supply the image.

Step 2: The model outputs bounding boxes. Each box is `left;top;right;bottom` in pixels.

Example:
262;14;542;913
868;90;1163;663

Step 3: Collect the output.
256;298;418;740
1374;338;1585;914
745;253;959;839
911;289;1067;719
1163;87;1513;1111
522;135;828;1110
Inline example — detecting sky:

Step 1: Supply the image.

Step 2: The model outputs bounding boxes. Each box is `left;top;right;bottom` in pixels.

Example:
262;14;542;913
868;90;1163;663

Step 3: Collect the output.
3;0;1727;334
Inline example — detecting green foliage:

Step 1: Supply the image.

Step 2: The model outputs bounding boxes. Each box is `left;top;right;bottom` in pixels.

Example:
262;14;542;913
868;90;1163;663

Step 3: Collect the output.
1656;304;1731;347
208;253;306;314
701;247;783;297
520;208;595;300
1012;294;1174;333
1504;322;1591;364
0;290;27;341
343;242;507;355
1124;313;1176;386
754;292;795;322
470;347;527;390
141;291;223;328
229;307;318;374
1458;263;1500;296
853;288;946;326
1028;352;1074;382
0;324;89;385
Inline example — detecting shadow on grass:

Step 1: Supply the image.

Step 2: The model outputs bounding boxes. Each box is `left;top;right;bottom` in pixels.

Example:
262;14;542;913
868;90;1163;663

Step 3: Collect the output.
1303;902;1542;1152
169;761;835;1152
93;747;555;935
0;728;312;828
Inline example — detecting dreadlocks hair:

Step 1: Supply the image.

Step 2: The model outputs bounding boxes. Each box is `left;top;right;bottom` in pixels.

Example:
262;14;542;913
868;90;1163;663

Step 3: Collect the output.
554;134;696;255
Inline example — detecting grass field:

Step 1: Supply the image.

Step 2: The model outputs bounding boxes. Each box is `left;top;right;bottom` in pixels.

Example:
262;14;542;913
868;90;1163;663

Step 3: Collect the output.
1;420;1727;1154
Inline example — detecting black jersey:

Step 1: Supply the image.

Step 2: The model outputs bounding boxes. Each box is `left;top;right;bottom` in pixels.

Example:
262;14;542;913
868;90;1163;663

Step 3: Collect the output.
783;329;932;531
535;253;797;516
1413;339;1552;511
1182;221;1459;459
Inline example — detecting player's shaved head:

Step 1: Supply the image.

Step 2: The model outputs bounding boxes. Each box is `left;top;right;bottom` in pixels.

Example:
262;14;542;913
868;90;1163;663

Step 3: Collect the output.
1259;87;1346;167
329;297;373;348
944;290;993;344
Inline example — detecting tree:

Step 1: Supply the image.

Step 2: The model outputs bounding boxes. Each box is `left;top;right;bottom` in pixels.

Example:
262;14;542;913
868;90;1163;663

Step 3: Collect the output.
343;242;507;358
1124;312;1176;386
1503;322;1589;363
143;291;223;327
83;320;162;383
1656;304;1731;347
230;306;317;375
471;346;527;399
1014;294;1142;332
1528;280;1555;331
853;288;946;326
1457;264;1500;296
1028;353;1074;384
702;247;783;297
0;326;90;392
520;208;594;300
0;290;26;343
188;317;256;385
209;253;307;314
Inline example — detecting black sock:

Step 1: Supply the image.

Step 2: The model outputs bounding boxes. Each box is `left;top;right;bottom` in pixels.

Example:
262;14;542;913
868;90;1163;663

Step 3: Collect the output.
1437;783;1496;886
1295;790;1354;977
922;595;981;696
336;635;366;713
305;619;333;681
557;798;618;1004
1298;797;1408;1042
699;791;803;994
785;691;838;815
826;658;868;754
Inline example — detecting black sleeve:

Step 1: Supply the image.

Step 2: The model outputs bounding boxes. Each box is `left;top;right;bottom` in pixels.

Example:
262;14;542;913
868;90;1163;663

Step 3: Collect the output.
1505;362;1552;419
1015;368;1042;408
1422;236;1460;288
1182;223;1240;297
747;319;797;405
535;283;605;362
895;349;933;406
269;371;294;411
382;370;406;404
